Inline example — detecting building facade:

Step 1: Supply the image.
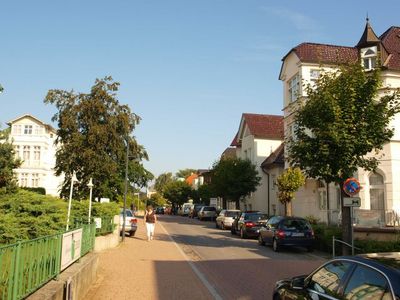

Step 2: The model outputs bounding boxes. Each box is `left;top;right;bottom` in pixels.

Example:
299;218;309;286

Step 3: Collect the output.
279;21;400;225
230;113;284;213
7;114;63;196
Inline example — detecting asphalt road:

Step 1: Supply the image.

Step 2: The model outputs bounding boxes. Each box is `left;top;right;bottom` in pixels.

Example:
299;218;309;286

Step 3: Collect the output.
158;214;326;300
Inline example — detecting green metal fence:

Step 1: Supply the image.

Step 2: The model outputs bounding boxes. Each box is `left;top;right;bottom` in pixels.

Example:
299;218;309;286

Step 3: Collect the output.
95;216;115;236
0;222;98;300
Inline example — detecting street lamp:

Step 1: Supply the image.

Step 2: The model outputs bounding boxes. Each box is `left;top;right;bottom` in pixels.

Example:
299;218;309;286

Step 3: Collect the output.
122;138;129;241
66;171;78;231
87;178;94;224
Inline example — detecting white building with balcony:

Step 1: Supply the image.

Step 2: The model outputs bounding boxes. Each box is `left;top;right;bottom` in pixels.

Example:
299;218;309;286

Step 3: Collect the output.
7;114;63;196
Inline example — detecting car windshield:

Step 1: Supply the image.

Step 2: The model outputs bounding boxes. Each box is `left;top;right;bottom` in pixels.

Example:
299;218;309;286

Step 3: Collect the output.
246;213;268;221
203;207;216;211
282;219;310;230
120;210;133;217
226;211;239;217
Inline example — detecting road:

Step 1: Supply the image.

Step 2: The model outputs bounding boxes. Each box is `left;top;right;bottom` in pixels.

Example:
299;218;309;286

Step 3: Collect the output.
158;214;326;300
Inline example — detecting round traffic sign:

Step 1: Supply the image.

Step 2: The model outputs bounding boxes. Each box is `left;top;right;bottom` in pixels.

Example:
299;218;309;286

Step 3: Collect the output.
343;177;361;196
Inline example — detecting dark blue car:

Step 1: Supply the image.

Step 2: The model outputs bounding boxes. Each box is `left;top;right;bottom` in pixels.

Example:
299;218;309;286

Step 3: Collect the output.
273;252;400;300
258;216;314;252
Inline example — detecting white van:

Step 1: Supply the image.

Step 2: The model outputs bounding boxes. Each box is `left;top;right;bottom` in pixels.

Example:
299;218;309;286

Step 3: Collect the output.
180;202;194;216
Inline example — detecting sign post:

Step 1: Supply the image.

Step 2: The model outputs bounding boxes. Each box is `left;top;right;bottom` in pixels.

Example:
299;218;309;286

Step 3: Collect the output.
343;178;361;255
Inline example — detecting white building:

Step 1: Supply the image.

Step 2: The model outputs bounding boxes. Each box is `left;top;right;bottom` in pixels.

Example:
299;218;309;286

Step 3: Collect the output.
7;114;63;196
279;20;400;226
230;113;284;213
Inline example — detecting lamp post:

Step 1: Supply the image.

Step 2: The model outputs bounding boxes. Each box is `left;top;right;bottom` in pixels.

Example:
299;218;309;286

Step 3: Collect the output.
134;192;140;212
66;172;78;231
122;138;129;241
87;178;94;224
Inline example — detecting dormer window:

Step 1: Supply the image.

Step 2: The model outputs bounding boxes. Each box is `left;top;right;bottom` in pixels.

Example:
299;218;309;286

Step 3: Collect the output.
361;46;377;70
288;73;300;103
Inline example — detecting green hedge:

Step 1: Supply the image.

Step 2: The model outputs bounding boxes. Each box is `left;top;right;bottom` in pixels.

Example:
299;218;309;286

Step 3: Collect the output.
0;189;119;245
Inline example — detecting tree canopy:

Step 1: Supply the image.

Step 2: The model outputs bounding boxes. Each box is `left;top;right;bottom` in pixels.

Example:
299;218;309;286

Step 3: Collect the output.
44;76;152;200
154;172;174;195
0;128;21;193
288;63;400;252
175;168;196;179
276;167;305;216
163;180;192;207
211;157;261;209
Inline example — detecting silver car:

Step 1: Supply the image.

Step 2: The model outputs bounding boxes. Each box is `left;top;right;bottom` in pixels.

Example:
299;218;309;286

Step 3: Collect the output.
120;209;138;237
215;209;240;229
198;206;217;221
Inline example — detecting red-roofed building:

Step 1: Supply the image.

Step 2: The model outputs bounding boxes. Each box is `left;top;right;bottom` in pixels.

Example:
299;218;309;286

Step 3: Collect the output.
229;113;284;212
280;19;400;226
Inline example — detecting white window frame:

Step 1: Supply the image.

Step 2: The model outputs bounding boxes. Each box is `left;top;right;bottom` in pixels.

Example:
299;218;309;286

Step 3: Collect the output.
288;74;300;103
24;125;33;135
361;46;377;71
13;125;22;135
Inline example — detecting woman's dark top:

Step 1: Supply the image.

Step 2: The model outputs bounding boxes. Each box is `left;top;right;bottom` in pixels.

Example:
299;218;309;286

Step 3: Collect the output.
145;211;156;223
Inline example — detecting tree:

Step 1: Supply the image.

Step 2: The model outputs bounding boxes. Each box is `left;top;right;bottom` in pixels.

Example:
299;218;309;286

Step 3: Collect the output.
175;169;196;179
148;193;168;208
0;128;21;193
163;181;192;207
276;167;305;216
44;76;151;200
288;63;400;254
154;172;174;195
211;157;261;209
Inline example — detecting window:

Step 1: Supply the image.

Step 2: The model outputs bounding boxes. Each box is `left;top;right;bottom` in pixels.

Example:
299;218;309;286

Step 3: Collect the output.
288;74;300;103
318;181;327;210
34;125;43;135
310;69;320;86
24;125;33;135
20;173;29;187
23;146;30;161
33;146;41;161
361;46;377;71
343;265;390;300
271;175;276;190
31;173;40;187
13;125;22;135
308;261;352;297
14;146;20;159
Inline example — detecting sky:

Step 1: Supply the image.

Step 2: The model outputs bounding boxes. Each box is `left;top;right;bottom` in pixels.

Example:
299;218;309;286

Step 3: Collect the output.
1;0;400;178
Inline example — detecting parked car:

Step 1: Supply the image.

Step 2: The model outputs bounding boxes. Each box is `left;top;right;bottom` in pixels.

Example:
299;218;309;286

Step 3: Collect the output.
198;206;217;221
155;207;165;214
189;204;204;218
119;209;137;237
258;216;314;252
179;202;194;216
231;211;268;238
215;209;240;229
273;252;400;300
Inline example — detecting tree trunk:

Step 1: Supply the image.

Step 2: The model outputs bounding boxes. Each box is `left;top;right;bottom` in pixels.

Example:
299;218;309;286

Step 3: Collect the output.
326;181;331;225
235;198;240;210
340;182;352;255
222;197;227;209
286;201;292;216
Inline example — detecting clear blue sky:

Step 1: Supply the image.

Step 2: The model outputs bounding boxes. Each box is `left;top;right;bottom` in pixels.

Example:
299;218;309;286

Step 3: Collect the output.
1;1;400;177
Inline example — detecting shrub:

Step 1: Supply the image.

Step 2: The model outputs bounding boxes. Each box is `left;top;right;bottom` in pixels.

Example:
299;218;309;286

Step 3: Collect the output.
312;223;342;254
21;187;46;195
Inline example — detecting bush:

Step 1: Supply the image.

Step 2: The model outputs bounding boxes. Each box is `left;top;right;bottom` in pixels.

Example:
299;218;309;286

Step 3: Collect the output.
355;238;400;254
312;223;342;254
21;187;46;195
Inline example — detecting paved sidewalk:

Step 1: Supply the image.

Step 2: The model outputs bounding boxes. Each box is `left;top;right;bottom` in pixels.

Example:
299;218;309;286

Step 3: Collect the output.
85;217;214;300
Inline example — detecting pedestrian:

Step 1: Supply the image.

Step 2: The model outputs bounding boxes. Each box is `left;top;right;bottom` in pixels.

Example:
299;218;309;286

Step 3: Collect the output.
144;205;157;241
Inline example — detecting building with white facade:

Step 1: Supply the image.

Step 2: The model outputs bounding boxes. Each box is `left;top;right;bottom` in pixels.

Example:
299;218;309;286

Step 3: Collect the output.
7;114;63;196
230;113;284;213
279;20;400;226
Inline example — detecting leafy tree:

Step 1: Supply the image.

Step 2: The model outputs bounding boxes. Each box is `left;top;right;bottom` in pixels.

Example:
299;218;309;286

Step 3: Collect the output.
154;172;174;195
194;184;215;205
0;128;21;193
0;84;3;93
148;193;168;208
44;76;151;200
276;167;305;216
175;168;196;179
163;181;192;207
211;157;261;209
288;63;400;253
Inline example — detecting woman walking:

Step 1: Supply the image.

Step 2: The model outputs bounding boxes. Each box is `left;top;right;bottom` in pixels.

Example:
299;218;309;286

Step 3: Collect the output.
144;205;157;241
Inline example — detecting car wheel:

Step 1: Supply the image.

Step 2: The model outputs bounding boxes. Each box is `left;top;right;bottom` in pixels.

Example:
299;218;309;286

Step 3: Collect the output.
273;293;281;300
130;230;136;237
231;227;236;235
272;238;279;252
307;246;314;252
240;228;246;239
221;222;225;230
258;234;265;246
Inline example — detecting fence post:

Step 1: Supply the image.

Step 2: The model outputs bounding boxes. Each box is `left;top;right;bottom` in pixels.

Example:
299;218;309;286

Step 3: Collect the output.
11;241;22;300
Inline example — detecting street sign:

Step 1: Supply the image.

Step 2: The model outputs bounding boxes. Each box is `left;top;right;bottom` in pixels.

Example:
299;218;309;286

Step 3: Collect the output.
343;197;361;207
343;177;361;196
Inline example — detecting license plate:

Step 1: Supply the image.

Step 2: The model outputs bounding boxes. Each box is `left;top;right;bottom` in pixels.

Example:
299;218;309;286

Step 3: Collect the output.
292;232;304;237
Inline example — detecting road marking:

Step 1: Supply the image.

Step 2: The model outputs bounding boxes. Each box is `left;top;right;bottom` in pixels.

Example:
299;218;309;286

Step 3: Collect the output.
158;222;223;300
